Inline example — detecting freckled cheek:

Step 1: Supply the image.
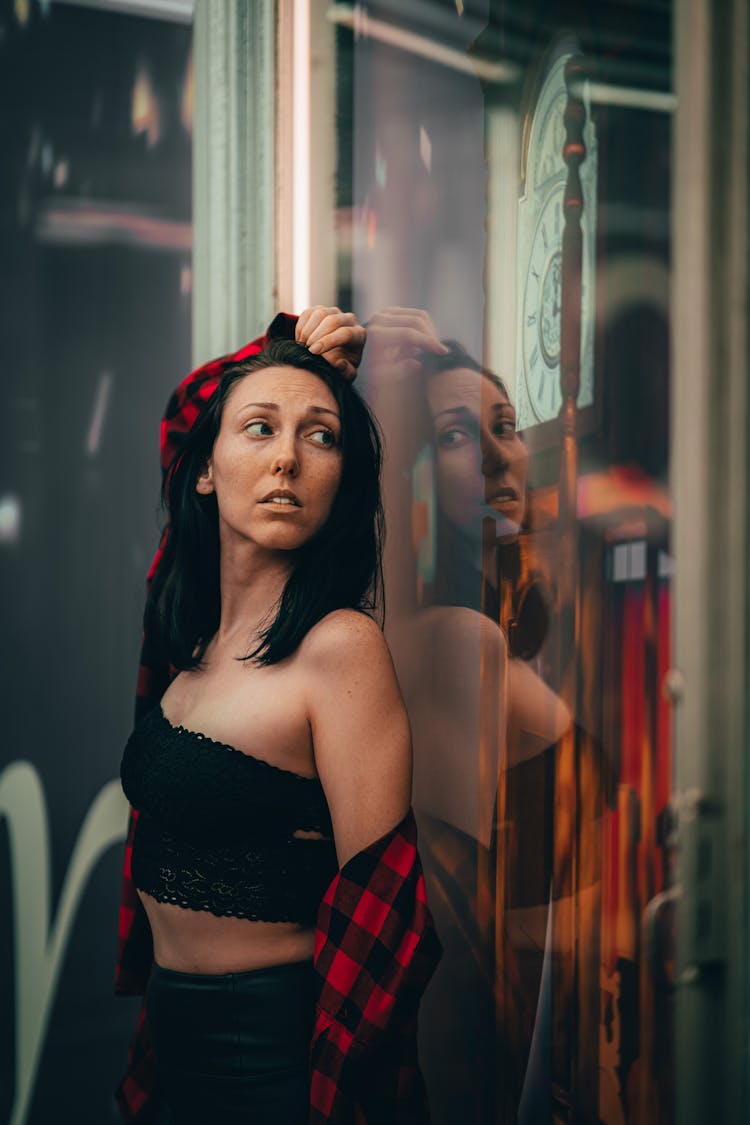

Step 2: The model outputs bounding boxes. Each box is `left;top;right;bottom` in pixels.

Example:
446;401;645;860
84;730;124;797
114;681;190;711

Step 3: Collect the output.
291;447;339;511
315;463;343;518
217;458;256;489
210;453;265;518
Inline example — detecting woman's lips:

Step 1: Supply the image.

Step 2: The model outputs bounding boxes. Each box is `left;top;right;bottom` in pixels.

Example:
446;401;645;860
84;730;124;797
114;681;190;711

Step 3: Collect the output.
259;488;301;506
487;487;519;504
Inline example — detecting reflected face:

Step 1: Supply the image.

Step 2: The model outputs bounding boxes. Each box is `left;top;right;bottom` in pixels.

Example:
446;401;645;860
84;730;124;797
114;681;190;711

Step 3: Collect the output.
196;366;343;554
426;368;529;540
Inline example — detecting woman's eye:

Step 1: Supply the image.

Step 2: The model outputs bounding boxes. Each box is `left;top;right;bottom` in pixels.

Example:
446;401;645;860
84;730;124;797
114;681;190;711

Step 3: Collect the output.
437;427;470;448
245;420;273;436
309;428;336;447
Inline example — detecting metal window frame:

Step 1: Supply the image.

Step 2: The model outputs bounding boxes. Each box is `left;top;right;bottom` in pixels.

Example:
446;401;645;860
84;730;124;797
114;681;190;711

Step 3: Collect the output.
672;1;750;1121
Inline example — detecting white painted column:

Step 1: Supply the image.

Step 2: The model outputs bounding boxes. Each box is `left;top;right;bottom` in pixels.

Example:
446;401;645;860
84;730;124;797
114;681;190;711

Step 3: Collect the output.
276;0;337;313
192;0;275;361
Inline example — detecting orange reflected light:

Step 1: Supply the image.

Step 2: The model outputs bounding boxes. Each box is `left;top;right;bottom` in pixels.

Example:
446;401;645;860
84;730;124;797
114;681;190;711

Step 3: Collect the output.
419;126;432;173
53;159;69;188
132;66;161;148
181;49;194;135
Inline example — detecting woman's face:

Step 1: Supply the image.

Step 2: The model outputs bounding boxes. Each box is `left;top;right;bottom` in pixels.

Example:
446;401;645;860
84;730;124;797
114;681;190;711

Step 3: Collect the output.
196;365;343;554
426;367;529;541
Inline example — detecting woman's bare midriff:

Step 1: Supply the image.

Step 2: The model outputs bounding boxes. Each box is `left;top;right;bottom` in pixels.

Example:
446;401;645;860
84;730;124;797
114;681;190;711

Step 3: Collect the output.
139;891;315;974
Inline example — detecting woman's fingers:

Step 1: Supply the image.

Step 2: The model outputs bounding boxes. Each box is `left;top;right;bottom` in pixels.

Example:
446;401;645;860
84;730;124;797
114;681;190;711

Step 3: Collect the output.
367;308;447;355
315;350;358;381
296;305;348;345
308;323;365;356
368;323;448;355
297;305;447;381
295;305;332;341
305;311;357;349
294;308;315;340
369;307;436;332
328;358;358;381
294;307;365;380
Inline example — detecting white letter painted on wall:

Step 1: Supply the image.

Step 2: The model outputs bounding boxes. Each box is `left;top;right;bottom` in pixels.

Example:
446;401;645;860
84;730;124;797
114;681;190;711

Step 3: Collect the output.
0;761;128;1125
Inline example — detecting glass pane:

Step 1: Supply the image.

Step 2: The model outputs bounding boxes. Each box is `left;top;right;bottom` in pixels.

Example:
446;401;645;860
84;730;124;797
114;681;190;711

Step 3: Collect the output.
335;3;674;1121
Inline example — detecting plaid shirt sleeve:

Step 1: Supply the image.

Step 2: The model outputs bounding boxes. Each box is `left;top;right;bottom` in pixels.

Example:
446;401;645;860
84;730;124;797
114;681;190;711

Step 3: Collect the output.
310;809;443;1124
114;314;298;1122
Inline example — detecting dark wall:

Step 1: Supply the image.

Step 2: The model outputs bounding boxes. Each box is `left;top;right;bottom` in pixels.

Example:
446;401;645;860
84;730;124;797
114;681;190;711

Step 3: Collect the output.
0;3;192;1122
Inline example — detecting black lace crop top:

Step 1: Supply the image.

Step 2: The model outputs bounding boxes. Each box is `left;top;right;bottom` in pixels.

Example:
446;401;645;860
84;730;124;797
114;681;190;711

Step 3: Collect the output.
120;705;338;924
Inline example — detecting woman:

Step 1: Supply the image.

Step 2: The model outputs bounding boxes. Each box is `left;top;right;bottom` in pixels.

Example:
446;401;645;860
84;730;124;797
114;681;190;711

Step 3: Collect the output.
366;311;567;837
116;309;441;1125
366;310;570;1123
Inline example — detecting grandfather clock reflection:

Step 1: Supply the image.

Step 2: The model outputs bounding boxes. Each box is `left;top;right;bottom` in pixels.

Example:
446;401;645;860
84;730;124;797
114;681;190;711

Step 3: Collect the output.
495;39;672;1125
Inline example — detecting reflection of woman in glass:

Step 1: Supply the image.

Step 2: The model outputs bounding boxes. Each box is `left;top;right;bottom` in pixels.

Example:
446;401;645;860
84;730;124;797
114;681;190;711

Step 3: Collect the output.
368;309;570;1124
116;310;440;1125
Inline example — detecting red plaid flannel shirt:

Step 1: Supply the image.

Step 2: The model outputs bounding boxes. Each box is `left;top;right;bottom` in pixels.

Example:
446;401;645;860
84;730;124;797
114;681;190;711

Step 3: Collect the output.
114;315;442;1123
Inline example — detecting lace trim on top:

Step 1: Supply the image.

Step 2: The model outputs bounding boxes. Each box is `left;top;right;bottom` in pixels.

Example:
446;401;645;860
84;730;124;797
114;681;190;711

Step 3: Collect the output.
132;812;337;923
120;705;338;923
159;706;318;782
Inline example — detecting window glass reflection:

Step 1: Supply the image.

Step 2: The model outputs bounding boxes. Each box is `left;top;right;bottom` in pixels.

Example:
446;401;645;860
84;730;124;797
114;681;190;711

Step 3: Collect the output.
336;3;674;1121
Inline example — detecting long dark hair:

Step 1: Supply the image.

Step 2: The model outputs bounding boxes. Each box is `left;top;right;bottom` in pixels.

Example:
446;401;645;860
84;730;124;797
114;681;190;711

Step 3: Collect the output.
147;340;384;669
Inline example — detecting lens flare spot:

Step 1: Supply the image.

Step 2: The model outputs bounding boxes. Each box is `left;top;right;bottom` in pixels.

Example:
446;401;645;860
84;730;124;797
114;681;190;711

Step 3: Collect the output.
0;495;22;544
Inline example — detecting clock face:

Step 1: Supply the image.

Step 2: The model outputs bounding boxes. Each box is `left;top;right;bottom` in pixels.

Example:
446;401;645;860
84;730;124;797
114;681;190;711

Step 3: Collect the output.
515;52;597;433
533;90;567;188
521;181;564;422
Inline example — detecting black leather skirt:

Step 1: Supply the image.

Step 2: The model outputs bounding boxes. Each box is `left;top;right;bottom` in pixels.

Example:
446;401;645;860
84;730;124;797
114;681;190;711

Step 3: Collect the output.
145;959;316;1125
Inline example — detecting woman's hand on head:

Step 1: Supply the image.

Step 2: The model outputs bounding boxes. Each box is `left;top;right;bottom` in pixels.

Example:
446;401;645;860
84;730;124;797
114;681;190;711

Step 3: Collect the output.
366;307;449;383
296;306;366;381
302;610;412;868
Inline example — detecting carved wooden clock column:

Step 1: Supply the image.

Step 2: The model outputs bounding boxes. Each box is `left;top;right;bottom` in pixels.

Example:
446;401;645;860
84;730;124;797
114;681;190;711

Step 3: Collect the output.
552;54;589;1124
506;45;600;1121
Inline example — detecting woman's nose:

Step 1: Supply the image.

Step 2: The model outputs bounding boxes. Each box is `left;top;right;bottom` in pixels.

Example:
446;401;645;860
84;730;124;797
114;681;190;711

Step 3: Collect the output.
480;431;509;476
272;436;299;477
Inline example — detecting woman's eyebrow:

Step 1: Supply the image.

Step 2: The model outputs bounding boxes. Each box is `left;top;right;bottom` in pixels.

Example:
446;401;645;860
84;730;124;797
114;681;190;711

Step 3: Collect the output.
235;401;340;420
309;405;341;419
434;405;476;421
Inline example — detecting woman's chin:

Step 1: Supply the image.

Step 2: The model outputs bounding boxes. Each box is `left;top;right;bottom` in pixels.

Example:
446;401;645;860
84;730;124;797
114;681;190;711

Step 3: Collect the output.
227;526;316;556
482;506;522;542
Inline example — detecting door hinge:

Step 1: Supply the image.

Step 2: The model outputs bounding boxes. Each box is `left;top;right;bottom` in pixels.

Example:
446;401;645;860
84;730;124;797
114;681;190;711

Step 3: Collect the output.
672;788;726;982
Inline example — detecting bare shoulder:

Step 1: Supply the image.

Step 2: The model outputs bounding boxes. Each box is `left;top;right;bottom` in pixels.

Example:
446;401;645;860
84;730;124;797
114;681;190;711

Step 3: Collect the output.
300;609;393;673
408;605;508;675
421;604;508;649
299;609;407;739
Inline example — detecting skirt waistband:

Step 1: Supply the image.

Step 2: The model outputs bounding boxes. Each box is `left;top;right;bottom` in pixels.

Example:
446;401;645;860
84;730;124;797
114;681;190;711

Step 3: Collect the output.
150;958;314;987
